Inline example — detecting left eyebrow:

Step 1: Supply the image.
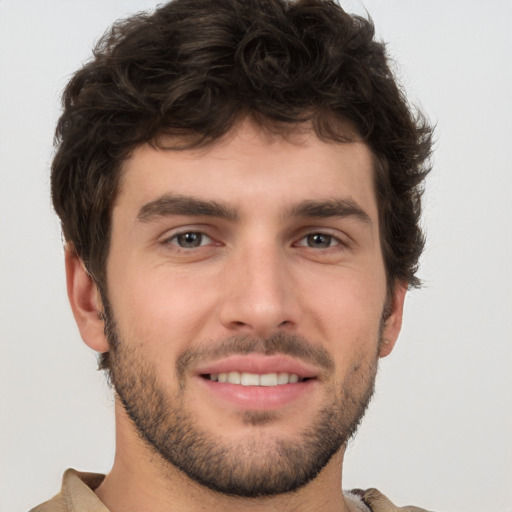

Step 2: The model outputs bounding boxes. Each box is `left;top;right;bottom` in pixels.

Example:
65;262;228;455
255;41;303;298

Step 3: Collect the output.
288;199;372;225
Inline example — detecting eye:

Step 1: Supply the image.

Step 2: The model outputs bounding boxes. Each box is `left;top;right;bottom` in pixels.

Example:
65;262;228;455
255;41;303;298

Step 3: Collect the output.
168;232;212;249
297;233;340;249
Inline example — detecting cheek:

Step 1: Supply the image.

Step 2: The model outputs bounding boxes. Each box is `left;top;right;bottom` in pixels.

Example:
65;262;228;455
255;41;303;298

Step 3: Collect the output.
298;267;386;359
108;263;219;356
302;265;386;325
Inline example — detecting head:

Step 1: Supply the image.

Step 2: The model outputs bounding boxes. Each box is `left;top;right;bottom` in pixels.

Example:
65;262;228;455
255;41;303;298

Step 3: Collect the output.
55;0;432;499
53;0;431;296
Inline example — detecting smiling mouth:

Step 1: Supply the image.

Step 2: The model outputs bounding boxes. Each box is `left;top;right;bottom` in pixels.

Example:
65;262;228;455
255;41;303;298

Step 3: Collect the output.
201;372;312;386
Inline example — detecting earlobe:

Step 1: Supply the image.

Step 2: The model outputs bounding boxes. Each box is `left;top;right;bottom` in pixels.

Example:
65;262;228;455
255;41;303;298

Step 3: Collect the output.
65;246;109;354
379;282;407;358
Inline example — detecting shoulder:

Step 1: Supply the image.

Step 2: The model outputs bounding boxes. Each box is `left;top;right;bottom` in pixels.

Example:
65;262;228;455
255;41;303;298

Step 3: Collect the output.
29;491;68;512
345;488;434;512
29;468;107;512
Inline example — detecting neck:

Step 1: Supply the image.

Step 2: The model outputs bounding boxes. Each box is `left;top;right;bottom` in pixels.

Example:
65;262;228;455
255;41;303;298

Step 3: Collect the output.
95;403;353;512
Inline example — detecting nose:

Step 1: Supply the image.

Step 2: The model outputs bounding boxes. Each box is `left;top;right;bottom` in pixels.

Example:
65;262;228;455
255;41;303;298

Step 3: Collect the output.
218;242;299;338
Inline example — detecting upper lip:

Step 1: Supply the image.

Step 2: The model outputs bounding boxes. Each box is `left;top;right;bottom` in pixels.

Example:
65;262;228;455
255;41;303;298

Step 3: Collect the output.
194;354;320;379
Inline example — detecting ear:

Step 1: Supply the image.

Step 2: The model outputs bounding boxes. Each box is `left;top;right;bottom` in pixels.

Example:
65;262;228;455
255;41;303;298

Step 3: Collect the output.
65;246;109;354
379;282;407;358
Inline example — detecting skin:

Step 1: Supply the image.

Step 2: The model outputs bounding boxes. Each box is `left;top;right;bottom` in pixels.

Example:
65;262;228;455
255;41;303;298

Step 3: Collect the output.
66;119;406;512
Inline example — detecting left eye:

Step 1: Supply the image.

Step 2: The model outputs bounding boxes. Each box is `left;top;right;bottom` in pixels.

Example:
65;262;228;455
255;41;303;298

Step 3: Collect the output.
297;233;340;248
169;232;212;249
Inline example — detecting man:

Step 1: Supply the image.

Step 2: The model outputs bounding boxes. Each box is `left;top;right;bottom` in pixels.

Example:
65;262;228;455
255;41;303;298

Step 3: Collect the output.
31;0;433;510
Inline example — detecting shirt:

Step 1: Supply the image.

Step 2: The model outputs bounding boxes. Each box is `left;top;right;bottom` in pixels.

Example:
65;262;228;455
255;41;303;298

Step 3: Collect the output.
30;468;432;512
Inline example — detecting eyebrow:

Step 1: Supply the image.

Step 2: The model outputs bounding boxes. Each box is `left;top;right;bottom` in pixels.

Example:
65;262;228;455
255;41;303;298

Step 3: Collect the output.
138;194;239;222
137;194;371;226
288;199;372;225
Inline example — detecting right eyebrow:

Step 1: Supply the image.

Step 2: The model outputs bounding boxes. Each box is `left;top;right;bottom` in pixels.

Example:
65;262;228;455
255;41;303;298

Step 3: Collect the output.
137;194;239;223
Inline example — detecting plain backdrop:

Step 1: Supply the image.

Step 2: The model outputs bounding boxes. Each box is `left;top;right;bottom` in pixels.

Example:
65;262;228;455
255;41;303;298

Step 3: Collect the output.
1;1;511;511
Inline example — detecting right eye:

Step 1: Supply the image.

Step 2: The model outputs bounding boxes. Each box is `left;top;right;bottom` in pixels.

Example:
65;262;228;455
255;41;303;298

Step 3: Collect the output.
167;232;213;249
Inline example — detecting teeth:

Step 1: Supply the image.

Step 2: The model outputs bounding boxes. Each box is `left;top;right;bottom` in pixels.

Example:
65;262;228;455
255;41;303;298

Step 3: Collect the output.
288;373;299;383
240;372;259;386
209;372;302;386
277;372;290;385
228;371;241;384
260;373;278;386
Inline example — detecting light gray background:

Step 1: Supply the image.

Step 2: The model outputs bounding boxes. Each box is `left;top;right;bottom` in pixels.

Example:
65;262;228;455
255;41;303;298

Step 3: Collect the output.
1;1;511;511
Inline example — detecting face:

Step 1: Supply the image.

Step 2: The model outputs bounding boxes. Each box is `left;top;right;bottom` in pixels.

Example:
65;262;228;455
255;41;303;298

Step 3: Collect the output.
78;120;405;497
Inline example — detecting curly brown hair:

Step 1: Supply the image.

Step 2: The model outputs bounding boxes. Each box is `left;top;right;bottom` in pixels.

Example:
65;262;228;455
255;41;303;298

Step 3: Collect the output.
52;0;432;297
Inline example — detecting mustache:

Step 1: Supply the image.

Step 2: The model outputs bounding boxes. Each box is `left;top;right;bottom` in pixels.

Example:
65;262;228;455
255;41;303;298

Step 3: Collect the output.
176;332;335;381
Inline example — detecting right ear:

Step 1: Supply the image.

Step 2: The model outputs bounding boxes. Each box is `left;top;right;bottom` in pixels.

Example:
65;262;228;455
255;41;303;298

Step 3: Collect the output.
65;246;109;353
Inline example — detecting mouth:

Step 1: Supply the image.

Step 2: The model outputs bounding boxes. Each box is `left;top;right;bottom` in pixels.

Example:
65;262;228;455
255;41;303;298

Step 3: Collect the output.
194;355;320;410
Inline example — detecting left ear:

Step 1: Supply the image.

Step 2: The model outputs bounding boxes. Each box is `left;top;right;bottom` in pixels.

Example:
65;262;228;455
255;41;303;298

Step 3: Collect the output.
379;282;407;358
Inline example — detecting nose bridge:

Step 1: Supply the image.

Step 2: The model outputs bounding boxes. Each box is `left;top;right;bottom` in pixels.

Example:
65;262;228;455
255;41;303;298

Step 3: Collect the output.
219;235;296;335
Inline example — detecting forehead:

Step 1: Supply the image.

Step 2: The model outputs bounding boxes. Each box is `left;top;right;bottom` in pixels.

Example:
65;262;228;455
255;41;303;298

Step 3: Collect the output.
116;119;377;219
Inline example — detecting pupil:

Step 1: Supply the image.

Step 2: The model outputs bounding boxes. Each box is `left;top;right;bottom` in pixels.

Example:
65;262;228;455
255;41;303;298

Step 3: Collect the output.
308;234;330;248
178;232;201;247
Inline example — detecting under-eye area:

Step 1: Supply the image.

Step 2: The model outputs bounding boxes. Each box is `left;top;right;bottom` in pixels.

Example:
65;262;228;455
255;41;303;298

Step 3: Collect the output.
201;372;314;386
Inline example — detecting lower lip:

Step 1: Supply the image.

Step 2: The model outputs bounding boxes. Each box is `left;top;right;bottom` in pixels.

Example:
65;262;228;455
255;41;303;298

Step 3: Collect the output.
197;377;318;410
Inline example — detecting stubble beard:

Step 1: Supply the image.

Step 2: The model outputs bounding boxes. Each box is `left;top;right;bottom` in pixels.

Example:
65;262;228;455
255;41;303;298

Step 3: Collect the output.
102;303;380;498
